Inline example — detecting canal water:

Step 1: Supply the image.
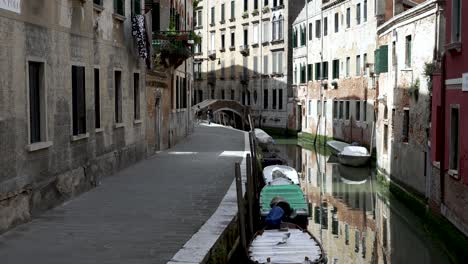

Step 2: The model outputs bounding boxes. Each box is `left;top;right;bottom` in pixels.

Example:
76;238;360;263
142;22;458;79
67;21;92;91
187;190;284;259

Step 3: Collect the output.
270;138;451;264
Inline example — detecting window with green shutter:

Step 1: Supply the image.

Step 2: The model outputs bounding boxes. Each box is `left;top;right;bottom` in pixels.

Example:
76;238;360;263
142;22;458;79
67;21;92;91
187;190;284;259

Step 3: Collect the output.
133;0;141;15
374;48;380;74
379;45;389;73
114;0;125;16
307;64;312;81
315;62;321;80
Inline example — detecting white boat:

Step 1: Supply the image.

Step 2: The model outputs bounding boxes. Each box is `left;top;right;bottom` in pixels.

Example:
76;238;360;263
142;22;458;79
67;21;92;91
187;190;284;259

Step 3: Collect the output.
326;140;350;155
254;128;274;144
263;165;299;185
248;223;326;263
338;146;371;167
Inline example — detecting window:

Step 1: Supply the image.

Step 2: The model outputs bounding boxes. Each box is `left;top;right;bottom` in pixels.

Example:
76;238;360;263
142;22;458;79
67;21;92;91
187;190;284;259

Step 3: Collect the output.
71;66;87;136
272;89;277;109
211;7;215;25
332;59;340;79
278;89;283;110
333;101;338;119
324;17;328;36
195;62;202;80
243;28;248;45
231;58;235;78
272;16;277;40
263;89;268;109
402;109;409;142
231;89;235;100
221;3;225;22
134;73;140;120
346;57;350;77
254;0;259;10
253;56;258;74
114;0;125;16
405;35;412;67
221;33;225;49
278;15;284;40
308;23;313;41
334;13;339;32
196;10;202;27
28;61;46;144
346;8;351;28
272;51;283;73
221;89;225;100
300;26;306;46
308;100;312;116
300;64;306;83
356;101;361;121
339;101;344;119
315;19;321;38
363;101;367;121
253;23;259;44
323;62;329;80
263;55;269;74
307;64;313;81
231;1;235;19
151;1;160;31
263;21;270;43
115;71;122;123
244;0;248;11
317;100;322;116
132;0;141;15
94;0;103;6
450;106;460;171
265;0;269;6
452;0;462;42
294;65;297;84
363;53;368;75
230;31;235;47
364;0;368;22
94;69;101;129
221;60;225;79
315;62;321;80
356;3;361;25
356;55;361;76
210;32;215;51
345;101;350;120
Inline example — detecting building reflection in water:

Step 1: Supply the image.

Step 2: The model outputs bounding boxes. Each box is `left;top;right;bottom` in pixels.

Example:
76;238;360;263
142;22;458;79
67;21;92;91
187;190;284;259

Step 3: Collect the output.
270;142;450;264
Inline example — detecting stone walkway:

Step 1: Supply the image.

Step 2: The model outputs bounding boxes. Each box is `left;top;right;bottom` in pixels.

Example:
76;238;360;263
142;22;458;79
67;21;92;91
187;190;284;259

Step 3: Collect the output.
0;125;246;264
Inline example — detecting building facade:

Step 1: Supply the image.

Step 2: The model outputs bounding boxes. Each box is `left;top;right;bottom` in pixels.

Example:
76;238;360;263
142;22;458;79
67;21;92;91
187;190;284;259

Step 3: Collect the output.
144;0;194;151
193;0;301;130
430;0;468;236
293;0;378;147
0;0;149;233
375;0;439;197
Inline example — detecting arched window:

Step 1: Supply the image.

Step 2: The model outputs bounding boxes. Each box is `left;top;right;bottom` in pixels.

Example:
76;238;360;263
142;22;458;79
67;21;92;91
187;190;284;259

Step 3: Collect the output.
272;16;277;41
278;15;283;40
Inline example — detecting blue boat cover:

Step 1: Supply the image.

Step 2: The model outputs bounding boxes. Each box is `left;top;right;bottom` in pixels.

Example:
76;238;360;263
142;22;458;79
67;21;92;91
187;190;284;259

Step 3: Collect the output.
265;206;284;227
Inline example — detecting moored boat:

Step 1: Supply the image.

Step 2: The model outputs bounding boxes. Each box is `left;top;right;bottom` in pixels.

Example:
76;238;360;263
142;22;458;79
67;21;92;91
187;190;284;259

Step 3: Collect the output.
326;140;349;155
263;165;300;185
248;223;327;264
260;185;309;228
337;146;371;167
255;128;274;144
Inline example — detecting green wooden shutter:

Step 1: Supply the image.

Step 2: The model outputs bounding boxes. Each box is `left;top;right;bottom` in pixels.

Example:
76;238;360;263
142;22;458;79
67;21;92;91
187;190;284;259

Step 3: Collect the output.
379;45;388;73
374;48;380;74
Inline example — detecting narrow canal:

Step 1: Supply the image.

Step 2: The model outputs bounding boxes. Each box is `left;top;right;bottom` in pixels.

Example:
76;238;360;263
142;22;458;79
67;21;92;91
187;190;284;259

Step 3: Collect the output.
269;138;451;264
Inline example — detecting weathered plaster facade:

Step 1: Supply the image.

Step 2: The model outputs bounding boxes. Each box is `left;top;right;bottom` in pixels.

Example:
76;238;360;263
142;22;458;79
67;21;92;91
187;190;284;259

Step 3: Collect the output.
0;0;147;233
193;0;301;130
375;0;438;196
293;0;379;147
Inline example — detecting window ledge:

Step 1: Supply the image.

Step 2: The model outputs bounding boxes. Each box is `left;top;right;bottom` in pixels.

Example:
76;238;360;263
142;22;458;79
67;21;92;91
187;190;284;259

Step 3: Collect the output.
134;119;142;125
26;141;53;152
95;128;104;133
271;39;284;45
262;41;270;46
93;4;104;13
194;26;203;30
446;42;462;52
448;169;460;179
401;68;413;72
70;133;89;142
229;18;236;22
114;123;125;129
113;13;126;22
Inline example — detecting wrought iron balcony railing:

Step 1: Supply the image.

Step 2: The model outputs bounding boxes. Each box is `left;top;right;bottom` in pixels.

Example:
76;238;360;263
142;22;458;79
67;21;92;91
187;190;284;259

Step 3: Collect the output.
152;30;194;68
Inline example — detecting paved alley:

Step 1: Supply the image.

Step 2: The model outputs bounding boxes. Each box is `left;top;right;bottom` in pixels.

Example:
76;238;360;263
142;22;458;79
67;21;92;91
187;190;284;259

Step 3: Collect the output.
0;125;245;264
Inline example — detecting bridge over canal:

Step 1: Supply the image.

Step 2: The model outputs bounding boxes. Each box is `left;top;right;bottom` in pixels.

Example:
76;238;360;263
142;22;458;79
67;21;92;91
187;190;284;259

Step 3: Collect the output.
193;99;251;130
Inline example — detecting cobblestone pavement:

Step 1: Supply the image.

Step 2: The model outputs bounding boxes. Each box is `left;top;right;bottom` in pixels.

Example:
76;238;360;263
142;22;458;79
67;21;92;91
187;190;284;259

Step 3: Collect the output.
0;125;245;264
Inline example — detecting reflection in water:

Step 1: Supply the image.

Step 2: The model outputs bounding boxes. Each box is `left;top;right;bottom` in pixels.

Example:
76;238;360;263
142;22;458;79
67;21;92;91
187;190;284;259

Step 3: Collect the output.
271;141;450;264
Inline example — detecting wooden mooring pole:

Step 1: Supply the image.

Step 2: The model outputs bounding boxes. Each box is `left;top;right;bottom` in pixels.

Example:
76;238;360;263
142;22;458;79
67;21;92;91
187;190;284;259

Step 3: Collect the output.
246;154;254;237
235;162;247;254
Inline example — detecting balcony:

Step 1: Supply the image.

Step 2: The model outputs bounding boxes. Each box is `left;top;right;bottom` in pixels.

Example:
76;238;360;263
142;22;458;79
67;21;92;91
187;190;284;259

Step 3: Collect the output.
208;50;217;60
152;30;194;68
220;19;226;25
239;45;249;56
242;11;249;19
229;45;236;51
252;9;259;16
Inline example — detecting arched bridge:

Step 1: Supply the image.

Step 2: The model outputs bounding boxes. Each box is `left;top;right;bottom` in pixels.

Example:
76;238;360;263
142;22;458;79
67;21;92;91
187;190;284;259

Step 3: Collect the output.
193;100;251;130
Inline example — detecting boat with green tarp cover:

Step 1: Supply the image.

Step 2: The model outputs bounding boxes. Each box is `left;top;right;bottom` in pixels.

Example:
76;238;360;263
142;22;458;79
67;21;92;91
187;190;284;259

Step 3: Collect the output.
260;185;310;228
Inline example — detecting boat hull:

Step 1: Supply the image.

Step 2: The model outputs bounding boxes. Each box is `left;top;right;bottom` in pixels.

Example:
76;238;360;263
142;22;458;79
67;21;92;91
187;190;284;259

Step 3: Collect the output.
338;154;370;167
